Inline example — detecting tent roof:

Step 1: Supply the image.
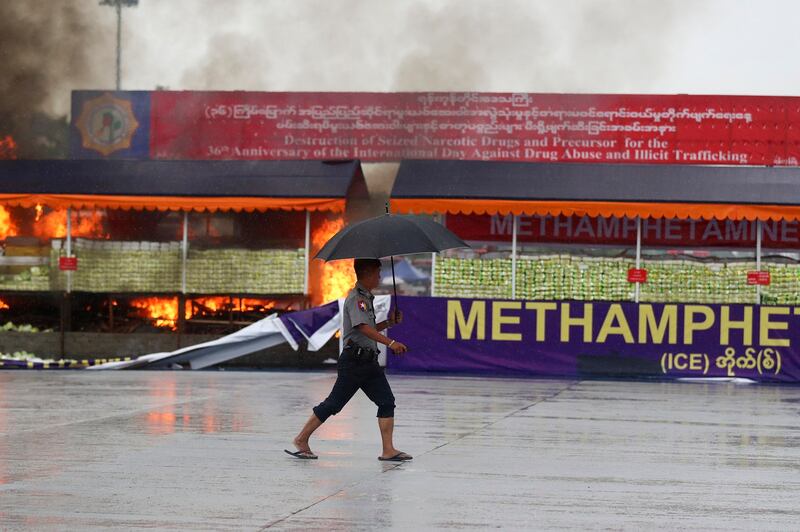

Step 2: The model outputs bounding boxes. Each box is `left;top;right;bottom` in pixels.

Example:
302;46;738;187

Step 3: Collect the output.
0;159;365;212
391;160;800;220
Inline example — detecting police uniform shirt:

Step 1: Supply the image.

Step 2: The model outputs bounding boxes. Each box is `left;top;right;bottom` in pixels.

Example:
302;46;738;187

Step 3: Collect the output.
342;282;379;352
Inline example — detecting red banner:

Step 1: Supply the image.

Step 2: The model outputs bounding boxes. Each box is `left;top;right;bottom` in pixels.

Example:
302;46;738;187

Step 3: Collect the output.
747;271;771;286
627;268;648;283
149;92;800;164
446;213;800;248
59;257;78;271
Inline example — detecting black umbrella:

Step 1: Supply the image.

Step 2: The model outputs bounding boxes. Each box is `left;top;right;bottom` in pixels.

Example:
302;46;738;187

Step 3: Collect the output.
314;208;468;307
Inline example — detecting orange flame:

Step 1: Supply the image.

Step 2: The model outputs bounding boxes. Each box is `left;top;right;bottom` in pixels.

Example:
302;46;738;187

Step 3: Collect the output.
190;297;279;315
0;299;9;310
130;297;180;329
311;217;355;305
32;209;106;239
0;207;18;240
127;297;282;330
0;135;17;160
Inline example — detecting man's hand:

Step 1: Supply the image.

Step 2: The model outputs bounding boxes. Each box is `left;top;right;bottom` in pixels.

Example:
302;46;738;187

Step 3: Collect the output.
389;340;408;355
389;310;403;326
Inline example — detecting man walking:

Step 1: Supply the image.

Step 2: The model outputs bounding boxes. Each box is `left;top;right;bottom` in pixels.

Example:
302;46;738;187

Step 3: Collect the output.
287;258;412;462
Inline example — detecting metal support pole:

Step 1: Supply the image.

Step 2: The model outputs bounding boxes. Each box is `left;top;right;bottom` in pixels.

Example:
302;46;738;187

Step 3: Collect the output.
430;251;437;297
59;293;70;358
431;213;440;297
181;211;188;294
303;210;310;296
108;295;114;333
511;214;518;299
635;216;642;303
66;207;73;294
177;294;186;348
756;219;762;305
115;1;122;90
61;206;73;357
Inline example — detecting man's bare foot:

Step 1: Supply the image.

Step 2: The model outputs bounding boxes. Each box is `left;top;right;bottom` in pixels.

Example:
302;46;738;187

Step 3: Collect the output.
378;449;412;461
293;436;316;457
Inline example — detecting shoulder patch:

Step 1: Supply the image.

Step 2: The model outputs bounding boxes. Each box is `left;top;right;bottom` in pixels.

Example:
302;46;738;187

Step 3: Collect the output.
357;299;367;312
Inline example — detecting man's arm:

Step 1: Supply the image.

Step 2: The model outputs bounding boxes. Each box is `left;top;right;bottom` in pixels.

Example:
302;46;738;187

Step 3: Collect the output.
376;310;402;332
356;323;408;354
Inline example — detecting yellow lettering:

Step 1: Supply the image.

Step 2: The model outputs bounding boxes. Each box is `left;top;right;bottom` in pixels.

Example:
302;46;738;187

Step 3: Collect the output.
525;302;557;341
447;300;486;340
683;305;715;344
492;301;522;341
759;307;790;347
560;303;593;342
638;304;677;344
689;353;703;371
596;304;634;343
720;306;753;345
675;353;688;370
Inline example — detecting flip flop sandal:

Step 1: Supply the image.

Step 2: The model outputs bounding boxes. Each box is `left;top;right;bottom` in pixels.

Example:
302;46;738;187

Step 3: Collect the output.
284;449;318;460
378;452;413;462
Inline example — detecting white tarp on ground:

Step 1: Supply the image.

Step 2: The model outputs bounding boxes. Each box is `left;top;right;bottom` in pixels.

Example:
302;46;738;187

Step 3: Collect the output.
89;295;392;370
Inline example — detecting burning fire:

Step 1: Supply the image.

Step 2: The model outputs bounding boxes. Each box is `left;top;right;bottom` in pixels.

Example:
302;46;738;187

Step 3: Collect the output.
311;217;355;305
130;297;180;329
0;207;18;240
0;136;17;160
33;209;106;239
191;297;279;314
0;299;9;310
129;296;283;330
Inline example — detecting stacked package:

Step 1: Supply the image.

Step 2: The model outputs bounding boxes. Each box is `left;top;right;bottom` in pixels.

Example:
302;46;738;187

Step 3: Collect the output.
515;255;634;301
436;255;800;304
49;240;306;294
185;248;305;294
434;257;513;299
0;265;50;291
51;239;181;292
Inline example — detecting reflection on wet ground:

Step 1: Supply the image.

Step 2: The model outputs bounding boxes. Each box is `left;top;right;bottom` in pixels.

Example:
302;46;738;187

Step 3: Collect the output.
1;371;799;530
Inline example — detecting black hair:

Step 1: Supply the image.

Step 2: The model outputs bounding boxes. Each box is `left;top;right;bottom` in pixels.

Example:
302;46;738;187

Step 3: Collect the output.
354;258;382;278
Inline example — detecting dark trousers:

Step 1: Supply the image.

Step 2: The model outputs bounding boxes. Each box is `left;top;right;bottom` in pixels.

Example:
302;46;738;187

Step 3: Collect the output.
313;350;395;423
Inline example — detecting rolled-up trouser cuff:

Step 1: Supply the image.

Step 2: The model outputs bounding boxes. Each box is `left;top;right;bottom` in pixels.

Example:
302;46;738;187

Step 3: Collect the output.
377;404;395;418
312;404;334;423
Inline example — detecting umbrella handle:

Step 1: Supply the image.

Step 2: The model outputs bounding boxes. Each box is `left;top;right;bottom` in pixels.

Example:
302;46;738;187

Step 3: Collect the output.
390;255;398;316
386;203;398;318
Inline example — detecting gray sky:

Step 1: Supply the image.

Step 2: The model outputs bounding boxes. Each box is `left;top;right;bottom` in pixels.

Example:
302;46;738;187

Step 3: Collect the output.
9;0;800;118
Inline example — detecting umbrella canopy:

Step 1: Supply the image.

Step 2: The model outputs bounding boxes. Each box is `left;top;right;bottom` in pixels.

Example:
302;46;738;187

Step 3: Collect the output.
314;214;468;261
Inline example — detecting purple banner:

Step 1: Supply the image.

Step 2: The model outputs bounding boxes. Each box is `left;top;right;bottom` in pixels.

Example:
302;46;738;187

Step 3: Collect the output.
388;296;800;382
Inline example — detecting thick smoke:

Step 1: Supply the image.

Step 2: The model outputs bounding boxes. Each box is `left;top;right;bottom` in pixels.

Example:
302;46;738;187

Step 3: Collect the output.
391;0;686;92
0;1;114;157
0;0;689;159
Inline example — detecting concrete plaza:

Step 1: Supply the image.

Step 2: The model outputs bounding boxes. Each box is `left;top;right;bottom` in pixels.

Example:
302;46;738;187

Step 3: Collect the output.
0;370;799;530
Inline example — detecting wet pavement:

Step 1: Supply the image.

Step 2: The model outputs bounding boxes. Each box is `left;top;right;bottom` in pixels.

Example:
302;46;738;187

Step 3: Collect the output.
0;371;799;530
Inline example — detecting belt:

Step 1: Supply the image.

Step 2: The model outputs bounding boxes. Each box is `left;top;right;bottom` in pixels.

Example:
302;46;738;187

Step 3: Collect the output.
344;342;379;363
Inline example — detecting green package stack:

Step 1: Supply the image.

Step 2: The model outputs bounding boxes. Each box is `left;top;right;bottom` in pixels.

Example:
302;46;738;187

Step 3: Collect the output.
436;255;800;304
514;255;633;301
434;257;513;299
638;260;758;304
0;265;51;291
762;263;800;305
186;248;305;294
48;240;306;294
51;240;181;292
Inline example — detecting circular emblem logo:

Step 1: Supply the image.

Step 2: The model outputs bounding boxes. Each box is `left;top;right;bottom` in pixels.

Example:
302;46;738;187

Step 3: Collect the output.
76;92;139;156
